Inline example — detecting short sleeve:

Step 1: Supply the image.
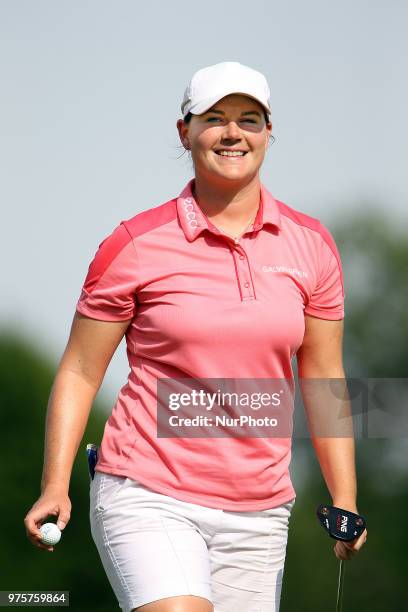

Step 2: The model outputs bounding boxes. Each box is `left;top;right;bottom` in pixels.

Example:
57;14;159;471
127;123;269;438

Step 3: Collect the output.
76;222;139;321
304;226;345;320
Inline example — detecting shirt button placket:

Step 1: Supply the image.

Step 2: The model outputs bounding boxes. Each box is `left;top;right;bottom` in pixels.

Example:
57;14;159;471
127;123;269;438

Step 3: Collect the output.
234;244;253;300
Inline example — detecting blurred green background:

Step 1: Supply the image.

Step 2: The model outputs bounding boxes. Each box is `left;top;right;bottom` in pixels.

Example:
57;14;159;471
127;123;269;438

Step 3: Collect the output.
1;209;407;611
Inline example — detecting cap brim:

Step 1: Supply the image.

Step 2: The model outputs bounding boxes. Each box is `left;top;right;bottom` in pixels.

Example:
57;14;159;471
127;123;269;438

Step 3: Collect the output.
187;90;271;117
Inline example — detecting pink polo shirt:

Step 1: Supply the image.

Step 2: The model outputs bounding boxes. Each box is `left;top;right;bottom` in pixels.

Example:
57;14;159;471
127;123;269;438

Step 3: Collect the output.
76;179;344;511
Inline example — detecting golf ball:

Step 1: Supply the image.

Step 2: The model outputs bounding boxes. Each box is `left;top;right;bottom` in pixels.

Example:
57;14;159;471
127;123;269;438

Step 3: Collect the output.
39;523;61;546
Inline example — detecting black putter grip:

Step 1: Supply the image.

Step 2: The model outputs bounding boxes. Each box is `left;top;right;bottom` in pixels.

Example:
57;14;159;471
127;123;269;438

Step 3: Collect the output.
316;504;366;542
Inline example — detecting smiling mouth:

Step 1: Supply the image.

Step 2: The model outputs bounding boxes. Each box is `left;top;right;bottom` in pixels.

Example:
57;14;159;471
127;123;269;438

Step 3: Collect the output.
214;151;248;157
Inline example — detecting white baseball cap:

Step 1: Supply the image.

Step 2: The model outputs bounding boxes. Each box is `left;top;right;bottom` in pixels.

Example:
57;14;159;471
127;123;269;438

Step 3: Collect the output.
181;61;271;118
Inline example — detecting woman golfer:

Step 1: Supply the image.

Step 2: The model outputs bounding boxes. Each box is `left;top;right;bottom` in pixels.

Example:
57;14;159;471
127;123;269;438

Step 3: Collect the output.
24;61;367;611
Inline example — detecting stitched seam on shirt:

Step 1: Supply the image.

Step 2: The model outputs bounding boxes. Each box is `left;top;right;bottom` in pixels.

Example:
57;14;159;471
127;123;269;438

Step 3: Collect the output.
282;215;344;301
122;222;142;305
318;236;345;298
282;214;343;275
123;214;178;240
87;241;135;298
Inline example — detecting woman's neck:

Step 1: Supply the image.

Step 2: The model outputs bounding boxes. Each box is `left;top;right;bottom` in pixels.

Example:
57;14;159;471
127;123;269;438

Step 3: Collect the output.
192;174;262;224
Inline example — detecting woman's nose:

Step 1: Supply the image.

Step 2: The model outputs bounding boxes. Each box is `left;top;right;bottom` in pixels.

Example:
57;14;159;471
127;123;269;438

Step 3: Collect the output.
222;120;241;140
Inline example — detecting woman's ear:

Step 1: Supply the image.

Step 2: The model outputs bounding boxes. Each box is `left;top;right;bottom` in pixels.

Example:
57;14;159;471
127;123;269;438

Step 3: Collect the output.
176;119;190;150
266;121;273;149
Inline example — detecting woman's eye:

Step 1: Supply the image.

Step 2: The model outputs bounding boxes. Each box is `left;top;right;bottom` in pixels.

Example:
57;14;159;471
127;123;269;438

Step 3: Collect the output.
205;117;258;125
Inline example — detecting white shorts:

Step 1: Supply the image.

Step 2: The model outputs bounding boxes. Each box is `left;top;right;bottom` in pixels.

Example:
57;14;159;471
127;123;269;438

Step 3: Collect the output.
89;472;295;612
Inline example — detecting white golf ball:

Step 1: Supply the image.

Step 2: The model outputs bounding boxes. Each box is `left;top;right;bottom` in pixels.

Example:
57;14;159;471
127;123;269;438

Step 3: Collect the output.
39;523;61;545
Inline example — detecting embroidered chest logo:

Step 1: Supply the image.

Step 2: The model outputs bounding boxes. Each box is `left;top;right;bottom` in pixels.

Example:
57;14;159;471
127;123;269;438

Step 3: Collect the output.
262;265;308;279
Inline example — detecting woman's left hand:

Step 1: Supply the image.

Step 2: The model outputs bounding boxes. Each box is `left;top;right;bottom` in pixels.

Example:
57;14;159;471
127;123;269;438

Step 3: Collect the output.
334;528;367;560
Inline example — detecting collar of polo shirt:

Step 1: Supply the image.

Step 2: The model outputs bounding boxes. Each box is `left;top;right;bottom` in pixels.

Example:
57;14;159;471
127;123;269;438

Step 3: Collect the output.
177;179;282;243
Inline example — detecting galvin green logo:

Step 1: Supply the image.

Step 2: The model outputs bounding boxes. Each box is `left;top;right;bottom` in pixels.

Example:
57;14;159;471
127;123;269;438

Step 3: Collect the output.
262;265;308;279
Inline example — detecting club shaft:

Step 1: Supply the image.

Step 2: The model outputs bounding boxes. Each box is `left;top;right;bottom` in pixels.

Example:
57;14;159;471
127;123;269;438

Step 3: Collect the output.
336;559;345;612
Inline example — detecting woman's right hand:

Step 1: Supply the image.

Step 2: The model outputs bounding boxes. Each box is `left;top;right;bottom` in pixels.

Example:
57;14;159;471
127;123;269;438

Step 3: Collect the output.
24;486;72;552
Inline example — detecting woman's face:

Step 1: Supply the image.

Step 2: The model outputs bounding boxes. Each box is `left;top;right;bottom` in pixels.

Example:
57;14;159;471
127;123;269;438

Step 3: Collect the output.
177;94;272;187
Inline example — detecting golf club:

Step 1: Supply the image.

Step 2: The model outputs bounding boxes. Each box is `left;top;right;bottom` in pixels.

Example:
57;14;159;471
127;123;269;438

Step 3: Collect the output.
316;504;366;612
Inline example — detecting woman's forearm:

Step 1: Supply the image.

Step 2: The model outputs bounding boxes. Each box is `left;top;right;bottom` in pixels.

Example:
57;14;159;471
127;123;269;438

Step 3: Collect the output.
40;369;98;493
310;435;357;511
298;369;358;512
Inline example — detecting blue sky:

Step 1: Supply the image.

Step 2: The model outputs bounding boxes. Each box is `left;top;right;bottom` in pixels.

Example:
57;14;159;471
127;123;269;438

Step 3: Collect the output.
1;0;407;406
